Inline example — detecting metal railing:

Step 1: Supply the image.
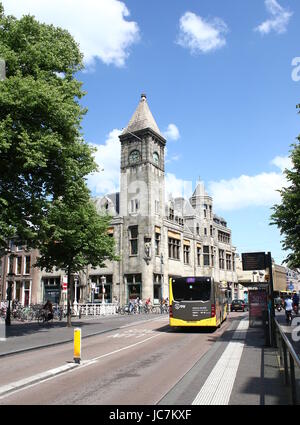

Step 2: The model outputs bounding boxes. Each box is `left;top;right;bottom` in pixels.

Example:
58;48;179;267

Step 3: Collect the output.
274;318;300;404
76;303;118;317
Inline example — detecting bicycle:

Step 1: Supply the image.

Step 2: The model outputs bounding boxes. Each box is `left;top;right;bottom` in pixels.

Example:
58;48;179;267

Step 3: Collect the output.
37;309;53;326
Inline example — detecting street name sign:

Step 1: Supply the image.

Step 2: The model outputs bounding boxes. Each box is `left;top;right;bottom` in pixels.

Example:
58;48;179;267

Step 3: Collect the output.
242;252;266;271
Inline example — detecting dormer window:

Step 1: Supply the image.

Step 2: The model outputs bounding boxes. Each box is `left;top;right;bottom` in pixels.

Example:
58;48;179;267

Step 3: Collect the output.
129;150;141;164
153;151;159;165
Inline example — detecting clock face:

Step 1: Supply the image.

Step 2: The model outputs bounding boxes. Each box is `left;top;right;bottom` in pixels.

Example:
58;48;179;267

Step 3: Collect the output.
129;150;141;164
153;152;159;165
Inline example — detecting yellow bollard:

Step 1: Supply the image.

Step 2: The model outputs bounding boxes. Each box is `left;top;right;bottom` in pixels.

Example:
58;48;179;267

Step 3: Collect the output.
74;328;81;364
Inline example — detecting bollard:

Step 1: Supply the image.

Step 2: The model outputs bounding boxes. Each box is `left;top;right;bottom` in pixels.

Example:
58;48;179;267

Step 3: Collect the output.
74;328;81;364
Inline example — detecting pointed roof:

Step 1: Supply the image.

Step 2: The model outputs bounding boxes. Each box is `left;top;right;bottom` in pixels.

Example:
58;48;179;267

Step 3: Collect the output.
122;94;162;137
192;181;206;198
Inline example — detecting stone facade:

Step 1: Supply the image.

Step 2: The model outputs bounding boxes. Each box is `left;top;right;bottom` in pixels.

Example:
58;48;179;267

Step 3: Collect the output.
89;94;238;305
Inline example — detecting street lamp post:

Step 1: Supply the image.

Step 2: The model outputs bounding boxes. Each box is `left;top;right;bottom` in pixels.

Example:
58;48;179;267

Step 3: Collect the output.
5;272;15;326
101;276;106;305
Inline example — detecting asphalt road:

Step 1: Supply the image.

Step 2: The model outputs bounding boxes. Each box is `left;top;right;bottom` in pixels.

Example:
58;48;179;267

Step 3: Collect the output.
0;313;237;405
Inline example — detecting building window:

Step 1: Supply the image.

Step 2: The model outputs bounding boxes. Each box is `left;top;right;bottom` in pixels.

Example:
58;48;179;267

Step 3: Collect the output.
218;231;230;244
169;208;174;221
155;231;160;256
219;250;225;270
211;247;215;267
226;254;232;270
130;199;140;213
90;275;112;303
126;274;141;301
24;255;31;274
168;238;180;260
232;254;235;271
129;150;141;164
8;255;14;274
24;280;31;306
197;246;201;266
204;228;207;236
43;277;61;304
183;244;190;264
153;274;162;302
16;256;22;275
129;226;138;255
196;224;200;235
210;225;213;236
203;246;210;266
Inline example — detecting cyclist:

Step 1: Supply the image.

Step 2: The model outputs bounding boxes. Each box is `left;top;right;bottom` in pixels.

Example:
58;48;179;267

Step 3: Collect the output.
43;299;53;321
144;297;151;313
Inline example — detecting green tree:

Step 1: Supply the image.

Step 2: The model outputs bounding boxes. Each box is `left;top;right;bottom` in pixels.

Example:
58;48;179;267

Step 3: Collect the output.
271;118;300;268
0;3;96;249
36;182;118;326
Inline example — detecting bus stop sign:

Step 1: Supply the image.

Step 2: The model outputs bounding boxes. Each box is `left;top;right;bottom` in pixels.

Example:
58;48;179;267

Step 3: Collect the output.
242;252;266;271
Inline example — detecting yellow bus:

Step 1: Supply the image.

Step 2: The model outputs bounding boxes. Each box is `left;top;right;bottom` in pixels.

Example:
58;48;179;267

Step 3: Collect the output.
169;276;228;328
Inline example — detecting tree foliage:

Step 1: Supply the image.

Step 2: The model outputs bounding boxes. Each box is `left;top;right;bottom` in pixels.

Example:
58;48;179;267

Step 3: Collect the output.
0;3;97;248
35;182;118;326
271;108;300;268
36;184;117;274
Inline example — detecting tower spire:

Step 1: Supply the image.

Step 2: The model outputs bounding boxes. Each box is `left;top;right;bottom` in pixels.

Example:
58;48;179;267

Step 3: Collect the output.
122;93;162;137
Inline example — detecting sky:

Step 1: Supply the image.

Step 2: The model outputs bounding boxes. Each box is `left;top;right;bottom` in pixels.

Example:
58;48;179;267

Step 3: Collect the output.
2;0;300;265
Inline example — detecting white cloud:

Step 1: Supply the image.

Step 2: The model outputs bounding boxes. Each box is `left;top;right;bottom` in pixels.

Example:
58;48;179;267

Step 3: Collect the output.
165;173;193;200
177;11;228;54
87;129;121;195
208;156;291;211
163;123;180;141
255;0;293;35
1;0;140;67
271;155;293;172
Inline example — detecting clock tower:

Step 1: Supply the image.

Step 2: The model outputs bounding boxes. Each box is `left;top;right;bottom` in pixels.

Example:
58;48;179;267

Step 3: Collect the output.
119;94;167;301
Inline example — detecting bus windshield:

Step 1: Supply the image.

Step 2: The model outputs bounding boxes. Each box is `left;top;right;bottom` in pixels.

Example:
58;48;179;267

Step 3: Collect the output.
172;277;212;301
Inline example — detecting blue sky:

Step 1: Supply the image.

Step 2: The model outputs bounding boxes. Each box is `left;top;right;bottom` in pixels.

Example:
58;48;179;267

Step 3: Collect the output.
2;0;300;265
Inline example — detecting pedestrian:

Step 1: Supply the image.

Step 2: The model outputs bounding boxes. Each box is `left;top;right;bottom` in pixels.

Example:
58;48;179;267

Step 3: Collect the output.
292;292;299;314
284;294;293;324
128;299;134;314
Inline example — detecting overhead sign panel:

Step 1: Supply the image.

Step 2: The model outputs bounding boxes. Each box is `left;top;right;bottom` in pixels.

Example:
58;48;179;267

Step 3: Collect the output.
242;252;266;271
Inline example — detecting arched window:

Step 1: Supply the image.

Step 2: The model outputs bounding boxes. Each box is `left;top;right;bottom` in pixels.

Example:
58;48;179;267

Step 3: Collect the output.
129;150;141;164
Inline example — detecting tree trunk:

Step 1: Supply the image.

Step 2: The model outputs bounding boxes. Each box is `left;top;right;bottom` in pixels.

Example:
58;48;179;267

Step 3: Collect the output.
67;266;72;327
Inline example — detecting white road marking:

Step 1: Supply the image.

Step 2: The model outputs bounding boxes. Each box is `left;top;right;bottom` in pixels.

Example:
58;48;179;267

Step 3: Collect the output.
0;363;79;398
107;328;154;339
192;319;249;405
0;330;163;399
